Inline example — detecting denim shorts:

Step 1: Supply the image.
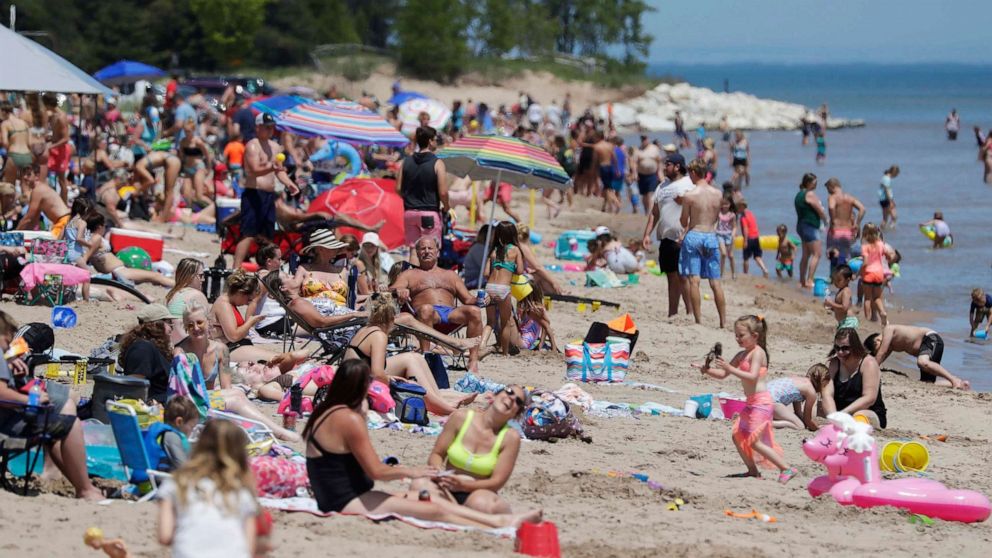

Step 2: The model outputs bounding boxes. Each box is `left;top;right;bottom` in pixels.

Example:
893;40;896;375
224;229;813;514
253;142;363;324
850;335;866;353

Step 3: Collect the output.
796;221;821;243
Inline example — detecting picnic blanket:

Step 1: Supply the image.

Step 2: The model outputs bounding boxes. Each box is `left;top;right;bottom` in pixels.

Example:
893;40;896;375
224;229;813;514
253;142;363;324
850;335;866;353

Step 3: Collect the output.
259;497;516;538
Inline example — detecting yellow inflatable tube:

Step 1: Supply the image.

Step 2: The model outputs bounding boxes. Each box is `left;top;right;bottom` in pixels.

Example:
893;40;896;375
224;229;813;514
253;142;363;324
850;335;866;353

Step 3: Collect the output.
733;234;800;251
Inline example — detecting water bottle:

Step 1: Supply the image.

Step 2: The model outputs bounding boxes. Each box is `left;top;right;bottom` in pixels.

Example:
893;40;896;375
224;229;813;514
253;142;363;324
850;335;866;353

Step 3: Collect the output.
26;381;42;414
290;383;303;415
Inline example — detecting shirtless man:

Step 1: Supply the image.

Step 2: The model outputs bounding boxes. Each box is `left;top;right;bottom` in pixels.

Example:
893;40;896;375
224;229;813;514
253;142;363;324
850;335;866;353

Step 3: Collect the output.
591;131;615;199
1;102;33;183
234;113;299;267
392;237;483;372
135;151;181;222
825;178;865;267
43;94;72;204
678;159;727;328
16;167;71;237
865;325;970;390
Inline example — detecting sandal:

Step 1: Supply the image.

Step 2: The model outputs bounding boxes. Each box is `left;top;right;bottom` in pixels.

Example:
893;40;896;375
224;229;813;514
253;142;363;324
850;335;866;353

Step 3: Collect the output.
778;467;799;484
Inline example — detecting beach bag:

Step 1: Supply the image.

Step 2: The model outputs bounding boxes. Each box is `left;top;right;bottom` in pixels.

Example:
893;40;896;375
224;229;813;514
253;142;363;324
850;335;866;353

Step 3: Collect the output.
250;455;310;498
390;380;429;426
424;352;450;389
564;341;630;383
521;390;586;442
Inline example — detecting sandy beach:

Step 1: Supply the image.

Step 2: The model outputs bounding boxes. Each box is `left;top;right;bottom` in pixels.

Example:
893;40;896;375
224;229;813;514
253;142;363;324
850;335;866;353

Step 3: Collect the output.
2;193;990;558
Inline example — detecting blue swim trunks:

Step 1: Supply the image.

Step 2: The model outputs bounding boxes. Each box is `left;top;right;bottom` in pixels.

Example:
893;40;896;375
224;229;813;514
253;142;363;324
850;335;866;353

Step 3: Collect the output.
678;230;721;279
433;305;455;325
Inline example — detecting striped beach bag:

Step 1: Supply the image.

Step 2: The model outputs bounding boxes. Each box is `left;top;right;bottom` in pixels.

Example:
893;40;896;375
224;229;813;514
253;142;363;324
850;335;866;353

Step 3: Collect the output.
564;341;630;382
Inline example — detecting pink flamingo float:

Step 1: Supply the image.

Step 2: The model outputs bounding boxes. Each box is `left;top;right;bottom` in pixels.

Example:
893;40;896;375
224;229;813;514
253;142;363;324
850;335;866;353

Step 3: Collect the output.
803;413;990;523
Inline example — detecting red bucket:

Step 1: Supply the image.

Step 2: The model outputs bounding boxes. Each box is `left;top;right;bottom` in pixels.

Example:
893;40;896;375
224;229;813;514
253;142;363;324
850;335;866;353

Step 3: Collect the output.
515;521;560;558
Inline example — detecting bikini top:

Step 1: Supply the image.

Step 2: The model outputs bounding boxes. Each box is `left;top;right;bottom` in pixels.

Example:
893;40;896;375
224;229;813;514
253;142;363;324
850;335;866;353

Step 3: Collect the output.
492;244;517;273
736;349;768;377
233;306;245;327
445;410;509;478
346;328;383;369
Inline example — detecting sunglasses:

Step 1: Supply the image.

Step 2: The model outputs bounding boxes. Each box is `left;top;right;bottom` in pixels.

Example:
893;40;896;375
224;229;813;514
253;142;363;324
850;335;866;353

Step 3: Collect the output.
833;345;852;353
503;386;526;408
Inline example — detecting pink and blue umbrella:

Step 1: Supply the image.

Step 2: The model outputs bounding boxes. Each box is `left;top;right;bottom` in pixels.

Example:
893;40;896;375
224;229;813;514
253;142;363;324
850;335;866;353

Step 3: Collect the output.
252;96;408;147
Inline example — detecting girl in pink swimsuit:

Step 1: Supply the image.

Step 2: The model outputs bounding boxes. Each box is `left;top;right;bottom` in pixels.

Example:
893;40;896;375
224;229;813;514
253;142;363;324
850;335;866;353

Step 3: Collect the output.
698;315;797;483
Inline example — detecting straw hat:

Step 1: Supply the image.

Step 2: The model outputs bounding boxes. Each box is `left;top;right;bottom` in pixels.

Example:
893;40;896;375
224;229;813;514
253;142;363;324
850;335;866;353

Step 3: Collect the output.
303;229;347;253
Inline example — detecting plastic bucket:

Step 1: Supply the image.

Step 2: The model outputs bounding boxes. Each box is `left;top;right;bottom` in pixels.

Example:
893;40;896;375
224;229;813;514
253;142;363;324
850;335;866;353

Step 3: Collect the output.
813;277;829;297
896;441;930;472
515;521;561;558
719;397;747;419
51;306;77;329
627;273;640;285
510;274;533;301
690;394;713;418
880;441;903;472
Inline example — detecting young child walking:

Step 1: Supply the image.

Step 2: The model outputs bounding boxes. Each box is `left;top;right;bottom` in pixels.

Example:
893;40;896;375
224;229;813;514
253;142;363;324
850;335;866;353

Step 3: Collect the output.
698;315;797;482
823;265;858;330
859;223;896;326
716;196;737;279
737;200;769;278
774;224;795;279
158;420;259;558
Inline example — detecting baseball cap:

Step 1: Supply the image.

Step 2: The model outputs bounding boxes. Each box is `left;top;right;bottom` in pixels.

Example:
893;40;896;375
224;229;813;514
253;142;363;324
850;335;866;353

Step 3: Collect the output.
361;232;384;248
255;112;276;126
666;153;686;167
662;143;678;152
594;226;611;237
137;303;174;324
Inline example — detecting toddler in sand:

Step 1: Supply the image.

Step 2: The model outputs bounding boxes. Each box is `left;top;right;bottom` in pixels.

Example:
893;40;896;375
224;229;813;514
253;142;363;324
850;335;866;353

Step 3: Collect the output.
823;265;857;330
767;364;829;431
697;315;797;483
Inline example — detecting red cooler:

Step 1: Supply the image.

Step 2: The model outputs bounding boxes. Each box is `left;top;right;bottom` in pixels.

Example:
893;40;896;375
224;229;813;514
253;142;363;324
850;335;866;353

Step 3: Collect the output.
109;228;164;261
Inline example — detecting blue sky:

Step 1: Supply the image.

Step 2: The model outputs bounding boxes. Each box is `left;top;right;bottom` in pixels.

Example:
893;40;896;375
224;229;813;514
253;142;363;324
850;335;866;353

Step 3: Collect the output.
644;0;992;64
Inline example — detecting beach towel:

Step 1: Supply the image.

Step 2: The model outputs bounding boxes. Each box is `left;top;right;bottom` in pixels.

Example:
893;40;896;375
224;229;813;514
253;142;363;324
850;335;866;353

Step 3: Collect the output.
168;352;210;418
258;497;516;538
19;262;91;289
251;456;309;498
585;269;624;288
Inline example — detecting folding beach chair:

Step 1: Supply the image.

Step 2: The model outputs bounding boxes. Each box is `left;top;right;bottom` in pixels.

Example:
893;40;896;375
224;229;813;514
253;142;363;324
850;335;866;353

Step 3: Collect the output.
397;302;469;370
106;401;170;502
0;399;53;495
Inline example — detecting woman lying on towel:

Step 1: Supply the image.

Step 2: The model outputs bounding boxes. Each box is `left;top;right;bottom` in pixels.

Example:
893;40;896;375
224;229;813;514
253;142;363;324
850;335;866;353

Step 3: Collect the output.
305;359;542;528
262;271;481;353
411;384;528;513
343;293;476;415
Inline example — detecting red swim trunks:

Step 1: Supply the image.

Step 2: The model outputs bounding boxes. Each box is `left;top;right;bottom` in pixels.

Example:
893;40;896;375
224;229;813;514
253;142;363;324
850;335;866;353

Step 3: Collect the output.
47;144;72;174
483;182;513;205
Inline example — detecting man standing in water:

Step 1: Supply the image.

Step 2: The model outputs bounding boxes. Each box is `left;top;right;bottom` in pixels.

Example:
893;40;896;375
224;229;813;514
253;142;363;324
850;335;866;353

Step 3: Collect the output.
234;113;298;267
43;94;71;204
825;178;865;268
678;159;727;328
591;131;617;204
634;135;663;214
945;109;960;141
643;153;694;317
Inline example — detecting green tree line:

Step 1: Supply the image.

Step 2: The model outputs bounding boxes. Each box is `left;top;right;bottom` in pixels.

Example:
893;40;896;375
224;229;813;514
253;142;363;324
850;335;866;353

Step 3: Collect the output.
2;0;652;80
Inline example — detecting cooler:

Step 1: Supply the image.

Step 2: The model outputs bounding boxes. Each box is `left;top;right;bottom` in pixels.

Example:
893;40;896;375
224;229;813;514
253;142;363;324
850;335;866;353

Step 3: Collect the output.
109;228;164;261
216;197;240;225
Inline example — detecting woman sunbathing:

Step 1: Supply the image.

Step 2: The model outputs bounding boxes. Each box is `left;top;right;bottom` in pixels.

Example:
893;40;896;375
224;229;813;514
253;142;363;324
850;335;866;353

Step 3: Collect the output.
343;293;476;415
412;384;528;513
82;213;174;287
304;359;541;528
209;270;293;363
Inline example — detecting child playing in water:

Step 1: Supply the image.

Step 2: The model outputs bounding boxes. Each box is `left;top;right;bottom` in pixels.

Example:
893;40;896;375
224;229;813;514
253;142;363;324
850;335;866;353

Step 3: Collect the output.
774;224;795;279
767;365;824;431
716;196;737;279
920;211;951;249
737;200;769;278
860;223;896;326
823;264;857;330
697;315;797;482
969;288;992;337
815;132;826;165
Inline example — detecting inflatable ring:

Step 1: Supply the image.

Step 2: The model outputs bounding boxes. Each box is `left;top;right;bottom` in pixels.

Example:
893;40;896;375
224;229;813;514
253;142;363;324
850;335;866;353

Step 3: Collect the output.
309;140;363;182
733;234;800;251
919;225;953;247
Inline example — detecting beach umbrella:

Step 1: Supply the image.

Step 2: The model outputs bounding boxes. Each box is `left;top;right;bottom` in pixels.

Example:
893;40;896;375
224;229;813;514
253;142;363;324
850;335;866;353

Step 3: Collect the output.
307;178;405;249
0;25;113;95
387;90;427;106
93;60;165;86
252;97;408;147
436;134;571;283
399;97;451;135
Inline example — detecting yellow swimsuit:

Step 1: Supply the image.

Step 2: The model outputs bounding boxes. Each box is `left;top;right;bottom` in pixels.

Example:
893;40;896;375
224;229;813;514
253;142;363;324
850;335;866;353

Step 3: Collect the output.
445;410;509;477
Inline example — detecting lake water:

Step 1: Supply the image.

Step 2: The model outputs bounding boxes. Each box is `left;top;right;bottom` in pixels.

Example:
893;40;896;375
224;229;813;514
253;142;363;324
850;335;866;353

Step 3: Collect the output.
638;63;992;389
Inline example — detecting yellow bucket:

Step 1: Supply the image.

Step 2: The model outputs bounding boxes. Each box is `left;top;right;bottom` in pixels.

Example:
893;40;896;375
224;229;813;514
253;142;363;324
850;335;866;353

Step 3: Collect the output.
880;441;903;472
896;441;930;473
510;274;532;301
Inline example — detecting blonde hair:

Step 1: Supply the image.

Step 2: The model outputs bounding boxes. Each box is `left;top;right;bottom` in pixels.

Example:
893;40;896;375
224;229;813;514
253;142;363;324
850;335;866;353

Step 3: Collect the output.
861;222;880;244
172;420;255;514
225;269;259;296
735;315;769;363
166;258;204;305
806;363;831;393
368;292;396;327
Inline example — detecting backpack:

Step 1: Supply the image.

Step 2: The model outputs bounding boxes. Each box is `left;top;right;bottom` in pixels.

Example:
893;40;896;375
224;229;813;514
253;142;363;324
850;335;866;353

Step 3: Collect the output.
389;381;429;426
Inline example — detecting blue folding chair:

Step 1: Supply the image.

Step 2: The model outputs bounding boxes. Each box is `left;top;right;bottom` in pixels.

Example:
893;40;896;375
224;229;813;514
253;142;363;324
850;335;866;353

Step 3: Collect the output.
0;399;52;495
106;401;170;502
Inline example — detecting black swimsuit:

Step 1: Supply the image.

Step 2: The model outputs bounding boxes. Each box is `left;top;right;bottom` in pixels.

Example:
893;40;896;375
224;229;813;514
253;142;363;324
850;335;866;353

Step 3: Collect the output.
347;328;383;368
306;407;375;513
833;357;888;429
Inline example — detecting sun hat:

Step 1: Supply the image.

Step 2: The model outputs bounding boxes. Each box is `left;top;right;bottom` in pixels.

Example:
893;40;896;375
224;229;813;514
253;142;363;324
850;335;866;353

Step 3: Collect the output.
361;232;385;248
137;303;174;324
662;143;678;152
303;229;347;252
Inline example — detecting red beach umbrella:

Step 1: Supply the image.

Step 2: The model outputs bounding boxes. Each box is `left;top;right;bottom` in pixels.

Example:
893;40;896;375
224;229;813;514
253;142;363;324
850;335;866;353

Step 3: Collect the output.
307;178;404;249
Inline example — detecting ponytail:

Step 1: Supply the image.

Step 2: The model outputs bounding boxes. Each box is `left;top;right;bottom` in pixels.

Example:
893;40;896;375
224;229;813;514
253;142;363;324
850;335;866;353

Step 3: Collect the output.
735;314;769;364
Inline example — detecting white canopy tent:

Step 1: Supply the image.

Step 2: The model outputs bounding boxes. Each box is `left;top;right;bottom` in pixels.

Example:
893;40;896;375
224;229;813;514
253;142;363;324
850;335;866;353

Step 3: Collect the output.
0;24;113;95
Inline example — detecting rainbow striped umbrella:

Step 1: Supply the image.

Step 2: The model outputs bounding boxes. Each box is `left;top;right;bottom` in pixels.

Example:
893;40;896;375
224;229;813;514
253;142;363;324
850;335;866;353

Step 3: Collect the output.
251;96;408;147
437;135;571;281
437;135;571;191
